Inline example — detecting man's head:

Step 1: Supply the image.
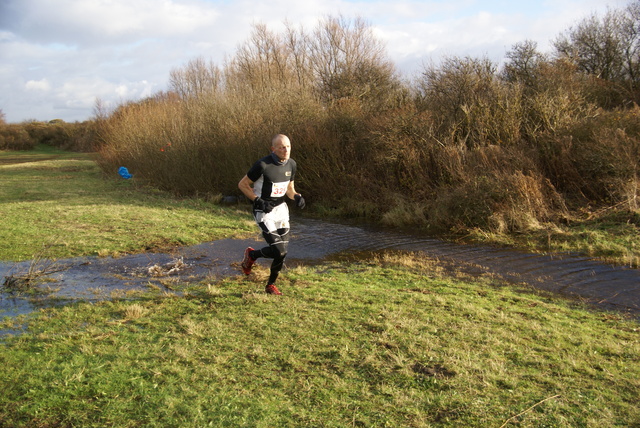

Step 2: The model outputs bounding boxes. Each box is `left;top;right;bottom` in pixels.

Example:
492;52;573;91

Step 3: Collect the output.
271;134;291;161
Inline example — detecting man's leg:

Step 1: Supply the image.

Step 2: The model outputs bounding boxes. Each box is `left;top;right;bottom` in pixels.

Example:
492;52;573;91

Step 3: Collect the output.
258;226;290;289
241;204;290;293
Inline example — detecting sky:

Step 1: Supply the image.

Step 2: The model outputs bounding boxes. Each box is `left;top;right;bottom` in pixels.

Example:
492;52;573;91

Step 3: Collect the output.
0;0;632;123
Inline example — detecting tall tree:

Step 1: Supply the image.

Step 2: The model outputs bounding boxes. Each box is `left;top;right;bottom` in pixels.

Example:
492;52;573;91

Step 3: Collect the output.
554;2;640;104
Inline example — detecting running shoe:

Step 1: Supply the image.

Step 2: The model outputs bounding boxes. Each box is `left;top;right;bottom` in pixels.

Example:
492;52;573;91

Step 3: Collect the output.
265;283;282;295
241;247;255;275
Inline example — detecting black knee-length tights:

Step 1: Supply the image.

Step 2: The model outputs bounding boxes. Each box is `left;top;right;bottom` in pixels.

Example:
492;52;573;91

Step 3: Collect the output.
250;226;289;285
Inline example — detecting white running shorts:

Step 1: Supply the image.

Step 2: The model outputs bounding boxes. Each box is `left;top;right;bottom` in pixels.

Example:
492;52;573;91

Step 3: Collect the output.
254;202;290;232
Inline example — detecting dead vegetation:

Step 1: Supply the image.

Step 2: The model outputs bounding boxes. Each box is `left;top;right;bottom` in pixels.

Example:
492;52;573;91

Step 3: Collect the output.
2;246;67;293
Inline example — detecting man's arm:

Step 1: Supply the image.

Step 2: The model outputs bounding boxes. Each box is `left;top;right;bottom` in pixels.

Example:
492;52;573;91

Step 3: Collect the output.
288;181;305;208
238;175;256;201
286;180;298;199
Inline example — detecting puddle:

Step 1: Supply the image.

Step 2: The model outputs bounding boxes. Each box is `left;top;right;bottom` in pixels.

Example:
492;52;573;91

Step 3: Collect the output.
2;216;639;319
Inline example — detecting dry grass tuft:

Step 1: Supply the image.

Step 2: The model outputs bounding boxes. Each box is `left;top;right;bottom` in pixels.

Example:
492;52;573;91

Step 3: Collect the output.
123;303;147;321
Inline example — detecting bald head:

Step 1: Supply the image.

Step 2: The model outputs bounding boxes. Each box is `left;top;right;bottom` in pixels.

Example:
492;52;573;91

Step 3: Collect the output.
272;134;290;146
271;134;291;161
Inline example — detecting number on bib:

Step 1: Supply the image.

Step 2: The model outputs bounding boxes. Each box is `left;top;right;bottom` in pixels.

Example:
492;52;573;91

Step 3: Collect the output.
271;181;288;197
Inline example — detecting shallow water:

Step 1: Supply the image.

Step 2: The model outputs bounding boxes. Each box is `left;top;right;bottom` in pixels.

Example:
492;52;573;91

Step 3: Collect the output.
2;216;639;319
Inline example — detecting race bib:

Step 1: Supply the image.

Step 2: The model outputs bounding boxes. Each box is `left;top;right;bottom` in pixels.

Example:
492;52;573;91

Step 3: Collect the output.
271;181;288;197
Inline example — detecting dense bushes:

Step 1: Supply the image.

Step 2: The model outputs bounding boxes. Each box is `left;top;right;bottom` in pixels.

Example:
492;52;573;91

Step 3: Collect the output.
536;108;640;207
0;124;36;150
0;120;98;152
95;12;640;235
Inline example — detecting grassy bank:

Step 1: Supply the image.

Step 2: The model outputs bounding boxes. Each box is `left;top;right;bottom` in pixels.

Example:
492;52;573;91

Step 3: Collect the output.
0;146;253;262
463;209;640;268
1;254;638;426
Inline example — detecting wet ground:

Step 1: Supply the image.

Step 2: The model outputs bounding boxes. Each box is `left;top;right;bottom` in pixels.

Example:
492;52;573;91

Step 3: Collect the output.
2;217;639;318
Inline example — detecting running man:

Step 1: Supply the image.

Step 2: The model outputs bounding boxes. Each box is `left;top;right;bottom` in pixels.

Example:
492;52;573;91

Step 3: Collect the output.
237;134;306;295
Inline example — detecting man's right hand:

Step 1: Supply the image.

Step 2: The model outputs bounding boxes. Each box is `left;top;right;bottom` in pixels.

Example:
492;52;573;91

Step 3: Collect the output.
253;197;273;213
294;194;306;209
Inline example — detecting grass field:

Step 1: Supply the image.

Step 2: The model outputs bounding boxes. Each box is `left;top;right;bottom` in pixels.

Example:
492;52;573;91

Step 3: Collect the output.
0;147;638;426
1;255;638;427
0;145;254;261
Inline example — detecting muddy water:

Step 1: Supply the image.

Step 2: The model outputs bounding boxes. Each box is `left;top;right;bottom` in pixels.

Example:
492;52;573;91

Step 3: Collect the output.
2;216;639;318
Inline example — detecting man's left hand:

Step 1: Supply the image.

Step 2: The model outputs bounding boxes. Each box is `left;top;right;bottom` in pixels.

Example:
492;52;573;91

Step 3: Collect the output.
294;194;306;209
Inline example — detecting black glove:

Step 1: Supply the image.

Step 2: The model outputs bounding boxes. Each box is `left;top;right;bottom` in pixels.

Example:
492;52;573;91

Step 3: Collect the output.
253;197;273;213
294;194;306;209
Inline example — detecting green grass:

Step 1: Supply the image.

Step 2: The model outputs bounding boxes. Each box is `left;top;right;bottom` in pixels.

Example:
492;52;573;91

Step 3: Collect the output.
465;210;640;268
0;254;638;427
545;210;640;267
0;146;254;261
0;146;639;426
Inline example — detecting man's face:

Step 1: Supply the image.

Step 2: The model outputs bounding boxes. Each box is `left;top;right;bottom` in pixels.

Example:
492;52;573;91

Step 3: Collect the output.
272;137;291;161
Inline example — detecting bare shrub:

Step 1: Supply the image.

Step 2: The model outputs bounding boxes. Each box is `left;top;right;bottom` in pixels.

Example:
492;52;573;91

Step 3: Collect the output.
501;42;600;140
226;23;299;93
348;115;568;232
533;106;640;211
428;170;564;233
25;120;72;148
69;121;101;152
523;60;597;138
570;108;640;205
97;93;199;192
553;4;640;105
554;10;627;82
398;143;567;233
98;81;326;197
416;56;522;148
283;21;314;90
95;11;639;236
352;105;458;198
308;16;403;113
3;245;66;293
169;56;222;99
223;16;403;113
502;40;548;91
20;120;98;152
98;16;404;203
0;123;35;150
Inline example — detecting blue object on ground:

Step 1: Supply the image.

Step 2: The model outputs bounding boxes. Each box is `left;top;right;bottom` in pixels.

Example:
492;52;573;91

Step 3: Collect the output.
118;167;132;179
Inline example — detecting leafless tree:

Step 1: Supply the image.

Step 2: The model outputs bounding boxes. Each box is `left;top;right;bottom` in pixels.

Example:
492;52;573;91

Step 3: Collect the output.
553;2;640;104
225;23;297;92
169;56;222;99
283;21;313;90
307;15;399;108
501;40;548;91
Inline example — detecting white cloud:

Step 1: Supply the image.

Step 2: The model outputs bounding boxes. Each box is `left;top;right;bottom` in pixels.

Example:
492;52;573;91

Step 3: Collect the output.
0;30;16;42
115;85;129;98
0;0;631;123
25;78;51;91
53;77;159;110
3;0;221;46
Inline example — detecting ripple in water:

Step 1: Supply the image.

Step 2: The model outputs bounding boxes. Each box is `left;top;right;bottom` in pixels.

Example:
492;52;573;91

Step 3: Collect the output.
1;216;638;319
